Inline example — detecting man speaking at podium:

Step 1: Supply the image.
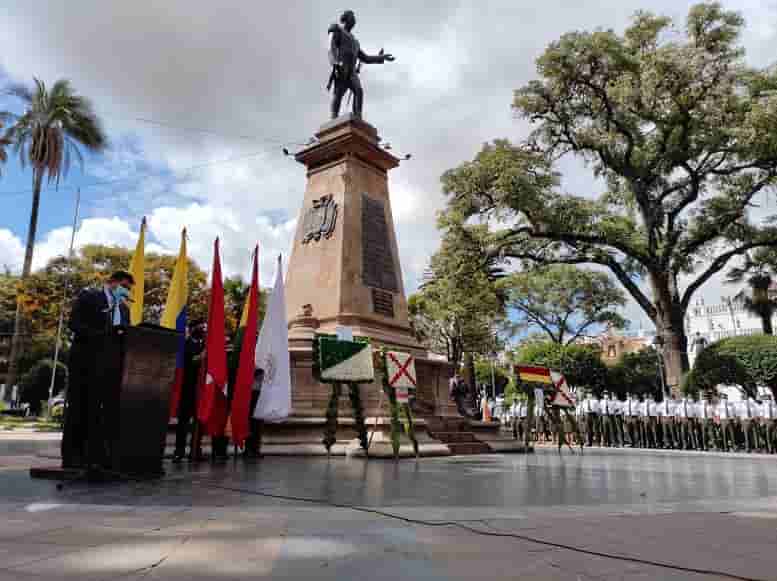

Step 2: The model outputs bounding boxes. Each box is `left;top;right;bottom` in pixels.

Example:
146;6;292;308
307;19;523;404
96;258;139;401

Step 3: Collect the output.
62;271;134;472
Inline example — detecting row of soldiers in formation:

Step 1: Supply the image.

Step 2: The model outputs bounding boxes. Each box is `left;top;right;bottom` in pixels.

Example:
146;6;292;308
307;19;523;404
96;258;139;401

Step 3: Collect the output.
508;391;777;454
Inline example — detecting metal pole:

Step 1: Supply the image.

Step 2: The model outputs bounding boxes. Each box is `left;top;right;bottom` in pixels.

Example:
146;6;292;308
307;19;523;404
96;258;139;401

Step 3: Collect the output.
48;189;81;403
490;356;496;401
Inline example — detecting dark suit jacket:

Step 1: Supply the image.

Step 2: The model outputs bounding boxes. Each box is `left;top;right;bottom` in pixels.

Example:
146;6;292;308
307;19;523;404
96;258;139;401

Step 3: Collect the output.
68;287;130;342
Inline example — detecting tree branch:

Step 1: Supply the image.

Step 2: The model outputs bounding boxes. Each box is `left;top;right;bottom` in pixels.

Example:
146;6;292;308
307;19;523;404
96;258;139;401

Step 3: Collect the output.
678;173;777;258
681;240;777;309
502;249;657;321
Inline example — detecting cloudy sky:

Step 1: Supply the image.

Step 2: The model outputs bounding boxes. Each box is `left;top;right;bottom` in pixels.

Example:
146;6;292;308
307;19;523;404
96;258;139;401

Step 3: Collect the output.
0;0;775;329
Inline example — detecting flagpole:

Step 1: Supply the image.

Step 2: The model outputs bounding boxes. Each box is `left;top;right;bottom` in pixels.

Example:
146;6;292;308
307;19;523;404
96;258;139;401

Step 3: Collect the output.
48;189;81;404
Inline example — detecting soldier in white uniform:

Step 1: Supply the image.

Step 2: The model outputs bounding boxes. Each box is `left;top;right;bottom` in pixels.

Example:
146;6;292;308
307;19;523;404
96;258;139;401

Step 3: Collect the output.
600;393;615;447
697;396;714;451
761;394;776;454
647;395;661;448
676;396;692;450
624;393;640;448
637;396;650;448
584;394;601;447
716;394;734;451
515;399;528;442
534;388;546;443
613;396;626;447
662;396;678;449
737;397;758;453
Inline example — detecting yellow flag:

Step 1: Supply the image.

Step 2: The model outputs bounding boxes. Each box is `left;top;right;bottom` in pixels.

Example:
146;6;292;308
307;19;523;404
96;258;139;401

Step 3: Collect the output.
161;229;188;330
128;217;146;325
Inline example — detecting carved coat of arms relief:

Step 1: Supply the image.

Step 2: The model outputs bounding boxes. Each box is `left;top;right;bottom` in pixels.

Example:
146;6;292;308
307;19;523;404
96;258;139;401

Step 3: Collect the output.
302;194;338;244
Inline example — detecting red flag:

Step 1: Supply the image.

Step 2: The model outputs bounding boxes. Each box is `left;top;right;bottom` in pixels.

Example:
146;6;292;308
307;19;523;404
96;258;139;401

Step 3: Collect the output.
230;245;260;447
197;238;229;436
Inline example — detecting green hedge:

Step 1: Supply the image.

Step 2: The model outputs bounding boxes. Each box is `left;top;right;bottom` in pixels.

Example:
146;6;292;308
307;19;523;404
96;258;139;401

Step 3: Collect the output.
684;334;777;398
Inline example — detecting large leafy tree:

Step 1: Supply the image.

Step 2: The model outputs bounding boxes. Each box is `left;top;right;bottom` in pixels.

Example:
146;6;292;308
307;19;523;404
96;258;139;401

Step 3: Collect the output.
504;265;626;344
607;348;664;400
1;79;107;394
408;215;506;371
442;3;777;391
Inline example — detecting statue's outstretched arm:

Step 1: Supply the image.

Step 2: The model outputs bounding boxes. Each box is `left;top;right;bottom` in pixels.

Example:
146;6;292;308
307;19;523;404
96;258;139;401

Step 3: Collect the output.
358;48;395;64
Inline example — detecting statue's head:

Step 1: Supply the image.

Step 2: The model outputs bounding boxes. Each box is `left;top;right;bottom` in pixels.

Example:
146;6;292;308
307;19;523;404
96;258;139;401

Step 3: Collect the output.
340;10;356;30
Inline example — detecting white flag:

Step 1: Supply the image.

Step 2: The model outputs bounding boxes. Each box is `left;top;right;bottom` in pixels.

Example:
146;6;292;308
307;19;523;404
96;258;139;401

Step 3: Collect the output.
253;256;291;422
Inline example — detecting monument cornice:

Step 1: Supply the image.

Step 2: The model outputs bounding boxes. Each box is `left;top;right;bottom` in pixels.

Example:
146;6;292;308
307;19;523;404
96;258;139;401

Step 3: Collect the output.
295;115;400;174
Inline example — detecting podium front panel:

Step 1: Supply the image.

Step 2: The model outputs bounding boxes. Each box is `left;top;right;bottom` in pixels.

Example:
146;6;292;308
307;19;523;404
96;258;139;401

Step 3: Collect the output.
115;326;179;475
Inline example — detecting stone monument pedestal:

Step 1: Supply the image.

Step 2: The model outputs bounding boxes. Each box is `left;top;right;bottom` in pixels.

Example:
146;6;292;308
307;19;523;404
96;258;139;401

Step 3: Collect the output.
255;115;457;456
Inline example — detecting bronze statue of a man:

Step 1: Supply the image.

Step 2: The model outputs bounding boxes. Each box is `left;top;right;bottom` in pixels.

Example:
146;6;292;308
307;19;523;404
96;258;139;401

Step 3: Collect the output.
327;10;394;119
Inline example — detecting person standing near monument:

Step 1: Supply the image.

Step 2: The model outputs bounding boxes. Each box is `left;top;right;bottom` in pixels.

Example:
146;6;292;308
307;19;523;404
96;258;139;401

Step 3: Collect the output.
172;321;205;463
62;271;134;471
327;10;395;119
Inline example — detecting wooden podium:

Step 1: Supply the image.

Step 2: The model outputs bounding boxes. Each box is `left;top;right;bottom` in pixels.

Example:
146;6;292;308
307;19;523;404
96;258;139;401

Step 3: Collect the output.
112;324;179;475
30;323;179;482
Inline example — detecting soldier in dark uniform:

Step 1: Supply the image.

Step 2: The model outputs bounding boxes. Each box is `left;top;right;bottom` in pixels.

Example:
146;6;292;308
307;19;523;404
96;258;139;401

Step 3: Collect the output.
62;271;133;472
244;368;265;458
327;10;395;119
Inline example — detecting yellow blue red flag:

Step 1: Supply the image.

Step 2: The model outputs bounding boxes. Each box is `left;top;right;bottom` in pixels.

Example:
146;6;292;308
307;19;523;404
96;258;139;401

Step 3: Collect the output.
127;217;146;325
161;229;188;418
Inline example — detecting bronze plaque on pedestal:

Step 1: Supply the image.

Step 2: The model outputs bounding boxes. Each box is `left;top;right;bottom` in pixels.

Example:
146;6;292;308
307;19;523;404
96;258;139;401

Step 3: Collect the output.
362;193;398;293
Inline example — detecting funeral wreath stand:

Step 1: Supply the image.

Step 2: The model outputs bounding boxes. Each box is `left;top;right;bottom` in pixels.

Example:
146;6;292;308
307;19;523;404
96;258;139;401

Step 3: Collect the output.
374;348;419;459
313;334;373;455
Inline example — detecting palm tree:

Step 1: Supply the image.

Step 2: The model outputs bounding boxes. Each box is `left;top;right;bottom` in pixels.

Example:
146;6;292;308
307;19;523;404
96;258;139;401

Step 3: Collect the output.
727;250;777;335
1;78;107;397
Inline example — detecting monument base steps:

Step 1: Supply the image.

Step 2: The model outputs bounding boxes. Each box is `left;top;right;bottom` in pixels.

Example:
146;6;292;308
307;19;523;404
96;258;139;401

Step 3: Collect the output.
426;417;531;455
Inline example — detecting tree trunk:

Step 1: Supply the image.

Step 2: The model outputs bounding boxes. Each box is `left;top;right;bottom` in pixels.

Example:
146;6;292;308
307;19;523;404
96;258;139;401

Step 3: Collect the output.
650;273;689;397
750;278;773;335
655;309;689;396
761;312;774;336
4;170;43;401
524;385;535;449
463;351;477;401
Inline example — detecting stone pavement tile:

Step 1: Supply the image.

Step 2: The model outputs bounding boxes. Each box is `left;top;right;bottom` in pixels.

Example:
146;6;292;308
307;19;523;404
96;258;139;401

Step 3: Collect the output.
484;512;777;581
17;524;161;548
0;515;78;541
0;541;78;570
3;535;183;580
138;533;285;580
0;569;41;581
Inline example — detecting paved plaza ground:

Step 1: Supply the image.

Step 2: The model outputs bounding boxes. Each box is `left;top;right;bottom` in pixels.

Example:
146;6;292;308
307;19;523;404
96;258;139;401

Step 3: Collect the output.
0;434;776;580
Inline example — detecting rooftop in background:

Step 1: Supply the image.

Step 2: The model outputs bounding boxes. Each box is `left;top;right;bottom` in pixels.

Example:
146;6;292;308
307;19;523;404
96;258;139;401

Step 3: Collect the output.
576;331;650;365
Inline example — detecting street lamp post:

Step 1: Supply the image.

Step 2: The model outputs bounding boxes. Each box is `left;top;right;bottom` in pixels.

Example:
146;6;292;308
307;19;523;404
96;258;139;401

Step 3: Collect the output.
490;351;497;401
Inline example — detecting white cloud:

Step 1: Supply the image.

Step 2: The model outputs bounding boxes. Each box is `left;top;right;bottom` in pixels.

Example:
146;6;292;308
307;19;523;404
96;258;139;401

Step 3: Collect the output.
32;217;140;270
0;229;24;273
147;203;295;285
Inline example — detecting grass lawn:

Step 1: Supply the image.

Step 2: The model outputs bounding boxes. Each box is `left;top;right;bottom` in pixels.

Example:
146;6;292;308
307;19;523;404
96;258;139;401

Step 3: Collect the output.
0;416;62;432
